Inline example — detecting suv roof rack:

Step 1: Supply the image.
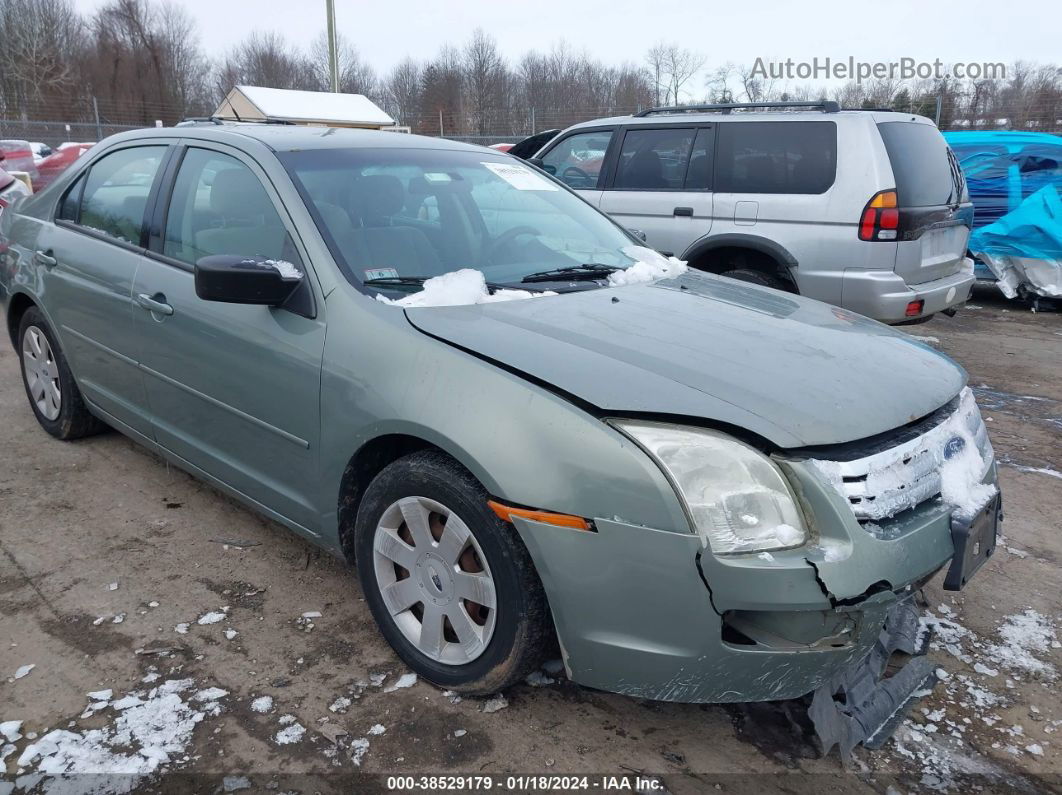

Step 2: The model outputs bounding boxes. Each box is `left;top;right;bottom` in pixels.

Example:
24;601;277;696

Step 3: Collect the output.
633;100;841;117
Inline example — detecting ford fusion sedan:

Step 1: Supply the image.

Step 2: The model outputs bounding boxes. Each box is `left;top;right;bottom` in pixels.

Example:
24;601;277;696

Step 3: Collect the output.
0;123;999;756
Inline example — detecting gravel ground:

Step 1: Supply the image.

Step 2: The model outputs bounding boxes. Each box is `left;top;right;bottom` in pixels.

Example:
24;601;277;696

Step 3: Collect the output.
1;288;1060;794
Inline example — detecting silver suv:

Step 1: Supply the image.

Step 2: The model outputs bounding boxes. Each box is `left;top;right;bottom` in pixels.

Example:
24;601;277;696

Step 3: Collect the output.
531;101;975;323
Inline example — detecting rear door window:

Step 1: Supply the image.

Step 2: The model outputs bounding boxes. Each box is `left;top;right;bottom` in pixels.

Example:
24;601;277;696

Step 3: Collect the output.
877;122;958;207
715;121;836;194
612;128;697;191
74;146;167;245
538;130;613;189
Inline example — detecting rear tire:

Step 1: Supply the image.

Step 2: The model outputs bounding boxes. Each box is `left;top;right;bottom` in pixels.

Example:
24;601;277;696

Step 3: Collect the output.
17;307;106;440
354;449;551;694
721;268;788;291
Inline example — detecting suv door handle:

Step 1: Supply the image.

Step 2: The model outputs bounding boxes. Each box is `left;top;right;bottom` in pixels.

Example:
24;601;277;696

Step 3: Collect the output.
136;293;174;316
34;249;57;267
673;207;694;217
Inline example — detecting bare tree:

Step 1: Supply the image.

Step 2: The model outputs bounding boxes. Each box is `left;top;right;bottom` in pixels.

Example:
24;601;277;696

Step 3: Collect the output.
382;57;422;126
645;42;704;105
216;31;317;99
309;32;379;98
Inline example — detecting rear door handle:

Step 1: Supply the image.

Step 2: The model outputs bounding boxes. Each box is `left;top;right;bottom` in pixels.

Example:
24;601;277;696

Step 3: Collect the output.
673;207;694;217
136;293;174;316
34;249;57;267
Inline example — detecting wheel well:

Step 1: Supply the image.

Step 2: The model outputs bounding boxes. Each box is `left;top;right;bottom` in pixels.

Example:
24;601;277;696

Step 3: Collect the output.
6;292;36;349
337;434;437;563
687;246;798;293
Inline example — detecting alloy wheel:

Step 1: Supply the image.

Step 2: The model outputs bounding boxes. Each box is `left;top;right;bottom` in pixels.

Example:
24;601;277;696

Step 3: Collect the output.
372;496;497;665
22;326;61;421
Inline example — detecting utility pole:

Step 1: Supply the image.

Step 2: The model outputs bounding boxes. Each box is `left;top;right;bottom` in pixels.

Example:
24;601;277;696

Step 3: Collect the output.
325;0;339;92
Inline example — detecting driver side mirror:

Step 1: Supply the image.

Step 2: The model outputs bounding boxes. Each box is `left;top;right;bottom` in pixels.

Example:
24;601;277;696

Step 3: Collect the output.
195;254;304;306
628;228;648;243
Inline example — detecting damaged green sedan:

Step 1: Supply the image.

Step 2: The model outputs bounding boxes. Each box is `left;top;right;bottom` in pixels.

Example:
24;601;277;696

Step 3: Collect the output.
0;124;999;757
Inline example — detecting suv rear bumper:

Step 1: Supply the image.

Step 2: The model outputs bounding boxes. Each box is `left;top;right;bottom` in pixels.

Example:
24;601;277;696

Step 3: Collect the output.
840;267;974;323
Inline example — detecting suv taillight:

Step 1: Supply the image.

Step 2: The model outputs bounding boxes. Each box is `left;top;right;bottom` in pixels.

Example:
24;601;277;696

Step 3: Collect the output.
858;190;899;241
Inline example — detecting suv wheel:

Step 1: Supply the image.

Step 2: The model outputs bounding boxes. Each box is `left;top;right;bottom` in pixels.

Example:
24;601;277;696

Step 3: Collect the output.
721;268;788;291
18;307;106;439
355;450;551;694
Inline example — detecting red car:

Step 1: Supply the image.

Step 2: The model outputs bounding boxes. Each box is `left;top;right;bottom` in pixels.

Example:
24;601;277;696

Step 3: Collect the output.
33;142;94;191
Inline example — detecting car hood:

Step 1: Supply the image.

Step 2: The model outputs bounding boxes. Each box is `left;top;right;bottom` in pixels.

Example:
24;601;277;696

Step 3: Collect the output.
404;271;966;448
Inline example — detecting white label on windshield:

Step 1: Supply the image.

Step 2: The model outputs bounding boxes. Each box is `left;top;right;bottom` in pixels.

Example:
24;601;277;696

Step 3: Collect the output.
481;161;558;191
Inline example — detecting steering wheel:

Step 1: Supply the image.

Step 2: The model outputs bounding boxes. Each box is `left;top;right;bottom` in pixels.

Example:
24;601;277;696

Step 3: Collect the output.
561;166;592;187
484;225;541;263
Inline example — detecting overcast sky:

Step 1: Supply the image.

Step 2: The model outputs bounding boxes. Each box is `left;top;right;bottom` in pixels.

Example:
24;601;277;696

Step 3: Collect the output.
75;0;1058;82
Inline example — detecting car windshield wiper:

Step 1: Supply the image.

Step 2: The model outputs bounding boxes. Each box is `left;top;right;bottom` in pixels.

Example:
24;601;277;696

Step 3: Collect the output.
520;264;622;283
364;275;522;293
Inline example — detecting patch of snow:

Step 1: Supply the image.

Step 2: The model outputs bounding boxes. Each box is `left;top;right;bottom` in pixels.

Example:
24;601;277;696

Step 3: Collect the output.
525;671;555;687
174;623;189;634
349;737;370;766
193;688;228;703
454;729;467;738
757;552;775;562
196;611;227;625
258;259;303;280
223;628;238;640
329;697;351;713
16;678;223;791
1026;743;1044;756
13;664;35;680
250;696;273;714
607;247;688;286
301;611;322;619
223;775;251;791
367;724;386;736
908;335;940;344
86;690;112;702
278;714;297;725
383;673;417;692
107;582;119;591
984;610;1057;677
0;721;22;742
377;269;556;308
369;673;388;687
481;695;508;714
1006;464;1062;480
274;723;305;745
973;663;999;677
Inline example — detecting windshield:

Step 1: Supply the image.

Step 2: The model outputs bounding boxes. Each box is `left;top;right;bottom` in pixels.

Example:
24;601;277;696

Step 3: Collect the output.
279;147;647;294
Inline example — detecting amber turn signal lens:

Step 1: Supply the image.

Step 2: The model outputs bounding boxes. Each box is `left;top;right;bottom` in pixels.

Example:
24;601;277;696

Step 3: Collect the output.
487;500;592;531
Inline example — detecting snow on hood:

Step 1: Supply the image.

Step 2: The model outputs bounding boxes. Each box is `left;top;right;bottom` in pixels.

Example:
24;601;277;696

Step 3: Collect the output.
376;269;555;308
374;250;686;309
610;246;688;286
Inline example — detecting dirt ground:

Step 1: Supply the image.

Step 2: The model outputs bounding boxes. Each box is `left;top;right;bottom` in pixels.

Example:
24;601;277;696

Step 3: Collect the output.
1;287;1060;794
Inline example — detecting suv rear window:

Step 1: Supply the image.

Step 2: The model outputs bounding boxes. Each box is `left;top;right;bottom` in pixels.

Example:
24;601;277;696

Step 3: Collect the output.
714;121;836;194
877;122;958;207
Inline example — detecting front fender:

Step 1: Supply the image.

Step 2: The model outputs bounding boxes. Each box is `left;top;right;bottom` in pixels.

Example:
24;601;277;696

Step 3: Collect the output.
316;291;691;546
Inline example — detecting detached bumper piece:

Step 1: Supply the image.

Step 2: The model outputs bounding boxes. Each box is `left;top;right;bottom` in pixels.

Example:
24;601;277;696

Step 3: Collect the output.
944;494;1000;591
809;596;936;761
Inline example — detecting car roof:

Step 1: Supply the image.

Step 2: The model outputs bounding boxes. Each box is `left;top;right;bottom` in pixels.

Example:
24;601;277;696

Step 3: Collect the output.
560;109;931;130
106;122;494;155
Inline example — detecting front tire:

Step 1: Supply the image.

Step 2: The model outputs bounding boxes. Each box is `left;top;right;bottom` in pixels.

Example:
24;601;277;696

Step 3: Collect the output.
355;450;551;694
17;307;105;440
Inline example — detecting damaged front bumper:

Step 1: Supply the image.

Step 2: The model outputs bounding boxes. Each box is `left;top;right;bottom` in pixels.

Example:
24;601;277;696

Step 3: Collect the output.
507;452;997;752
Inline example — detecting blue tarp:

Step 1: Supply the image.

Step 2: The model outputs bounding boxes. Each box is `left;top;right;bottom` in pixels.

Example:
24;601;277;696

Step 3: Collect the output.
945;131;1062;297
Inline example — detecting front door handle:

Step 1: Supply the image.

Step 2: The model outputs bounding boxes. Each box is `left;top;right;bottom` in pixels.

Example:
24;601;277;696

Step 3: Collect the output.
34;249;57;268
136;293;174;316
673;206;694;217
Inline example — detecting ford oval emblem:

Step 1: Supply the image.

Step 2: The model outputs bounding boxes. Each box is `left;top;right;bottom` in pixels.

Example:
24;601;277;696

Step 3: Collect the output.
943;436;966;460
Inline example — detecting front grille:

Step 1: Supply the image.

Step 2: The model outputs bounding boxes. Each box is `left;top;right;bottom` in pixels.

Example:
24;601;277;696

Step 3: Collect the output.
806;388;994;523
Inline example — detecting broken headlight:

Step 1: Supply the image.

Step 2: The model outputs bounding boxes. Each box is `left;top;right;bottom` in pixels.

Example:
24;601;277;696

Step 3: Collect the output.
614;422;808;555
